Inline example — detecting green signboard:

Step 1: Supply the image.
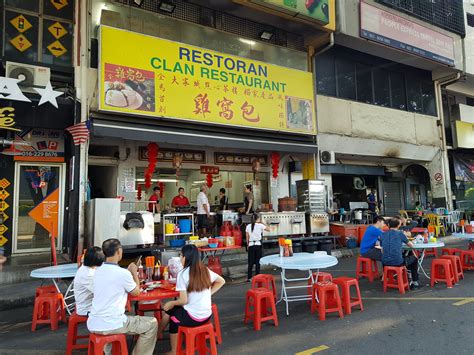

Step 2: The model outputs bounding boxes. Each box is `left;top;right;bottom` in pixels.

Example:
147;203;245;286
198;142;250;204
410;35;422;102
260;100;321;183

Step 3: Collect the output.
261;0;329;24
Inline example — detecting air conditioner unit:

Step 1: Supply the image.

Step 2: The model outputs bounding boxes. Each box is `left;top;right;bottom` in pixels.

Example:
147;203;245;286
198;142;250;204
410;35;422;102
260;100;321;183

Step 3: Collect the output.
6;61;50;93
320;150;335;164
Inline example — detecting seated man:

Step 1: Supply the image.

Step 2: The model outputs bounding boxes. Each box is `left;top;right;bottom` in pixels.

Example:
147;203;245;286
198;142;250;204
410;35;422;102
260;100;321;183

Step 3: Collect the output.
360;216;386;261
73;247;104;316
87;239;157;355
380;217;420;289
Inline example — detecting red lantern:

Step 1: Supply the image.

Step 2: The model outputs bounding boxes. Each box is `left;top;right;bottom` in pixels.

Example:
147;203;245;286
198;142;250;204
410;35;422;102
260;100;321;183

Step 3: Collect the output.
146;143;159;188
158;182;164;198
206;173;213;188
271;152;280;178
137;185;142;201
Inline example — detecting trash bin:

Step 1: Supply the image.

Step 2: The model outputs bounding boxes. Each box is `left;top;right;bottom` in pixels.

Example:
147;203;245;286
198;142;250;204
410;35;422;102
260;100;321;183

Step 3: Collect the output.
302;240;319;253
318;239;333;255
292;242;302;253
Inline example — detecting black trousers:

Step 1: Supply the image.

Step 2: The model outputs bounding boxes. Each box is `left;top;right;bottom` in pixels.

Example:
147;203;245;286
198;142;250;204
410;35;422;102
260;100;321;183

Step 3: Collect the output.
248;245;262;280
404;255;419;282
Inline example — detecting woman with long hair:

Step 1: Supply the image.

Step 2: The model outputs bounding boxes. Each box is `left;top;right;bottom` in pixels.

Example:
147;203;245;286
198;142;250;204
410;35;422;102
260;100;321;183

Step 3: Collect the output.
246;214;270;281
159;244;225;355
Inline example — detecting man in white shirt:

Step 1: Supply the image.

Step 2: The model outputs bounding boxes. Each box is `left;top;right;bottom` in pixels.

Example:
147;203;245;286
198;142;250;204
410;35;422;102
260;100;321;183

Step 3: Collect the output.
87;239;157;355
196;184;210;236
73;246;104;316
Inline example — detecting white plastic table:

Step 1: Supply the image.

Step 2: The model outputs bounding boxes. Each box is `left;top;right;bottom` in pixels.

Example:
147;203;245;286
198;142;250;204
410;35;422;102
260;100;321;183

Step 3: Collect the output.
30;264;78;314
260;253;338;316
452;233;474;241
403;242;444;279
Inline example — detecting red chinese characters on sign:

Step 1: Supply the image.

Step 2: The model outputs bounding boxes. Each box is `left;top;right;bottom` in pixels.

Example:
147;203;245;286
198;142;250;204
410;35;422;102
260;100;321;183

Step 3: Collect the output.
105;65;147;83
193;93;211;118
200;166;219;174
241;101;260;122
216;97;234;120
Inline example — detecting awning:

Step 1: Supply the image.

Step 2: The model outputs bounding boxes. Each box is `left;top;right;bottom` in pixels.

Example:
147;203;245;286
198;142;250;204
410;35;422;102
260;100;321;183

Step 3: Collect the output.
91;117;318;154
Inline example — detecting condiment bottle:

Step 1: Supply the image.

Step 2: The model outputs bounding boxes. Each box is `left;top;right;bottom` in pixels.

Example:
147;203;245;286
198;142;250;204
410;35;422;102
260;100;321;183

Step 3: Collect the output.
288;240;294;257
153;262;161;280
423;232;428;244
138;264;145;280
284;244;290;257
163;266;169;281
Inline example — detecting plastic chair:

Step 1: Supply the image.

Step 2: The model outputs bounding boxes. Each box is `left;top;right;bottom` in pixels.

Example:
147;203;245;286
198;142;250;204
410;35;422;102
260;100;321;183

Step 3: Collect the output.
440;255;464;283
399;210;409;220
436;207;447;216
332;277;363;315
424;248;438;258
251;274;277;301
31;293;66;331
460;250;474;271
430;259;455;288
310;281;344;321
425;214;446;237
66;312;89;355
383;266;409;294
88;333;128;355
356;257;379;282
307;272;333;300
441;248;462;256
177;322;217;355
244;288;278;331
447;210;462;233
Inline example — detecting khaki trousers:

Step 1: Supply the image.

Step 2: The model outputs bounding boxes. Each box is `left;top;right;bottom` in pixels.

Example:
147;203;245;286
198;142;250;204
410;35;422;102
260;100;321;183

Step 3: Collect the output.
94;315;157;355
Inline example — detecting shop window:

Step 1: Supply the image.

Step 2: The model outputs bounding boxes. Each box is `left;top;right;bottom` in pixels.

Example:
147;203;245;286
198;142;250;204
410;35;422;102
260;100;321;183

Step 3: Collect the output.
356;63;373;104
390;72;406;110
373;69;390;107
421;81;436;116
315;52;336;96
336;57;356;100
5;0;39;12
466;97;474;107
406;80;423;113
468;13;474;27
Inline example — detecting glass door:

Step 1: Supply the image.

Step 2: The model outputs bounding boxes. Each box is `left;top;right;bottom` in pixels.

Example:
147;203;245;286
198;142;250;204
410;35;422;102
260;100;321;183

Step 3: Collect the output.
13;163;64;253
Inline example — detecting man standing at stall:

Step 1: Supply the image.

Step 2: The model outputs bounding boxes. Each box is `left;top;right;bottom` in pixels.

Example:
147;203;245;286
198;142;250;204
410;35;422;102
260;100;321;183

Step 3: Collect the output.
148;186;161;213
197;184;210;236
171;187;190;209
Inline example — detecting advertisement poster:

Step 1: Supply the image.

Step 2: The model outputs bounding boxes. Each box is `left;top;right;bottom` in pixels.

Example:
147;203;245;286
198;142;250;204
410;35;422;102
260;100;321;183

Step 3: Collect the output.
99;26;316;135
360;2;454;66
453;154;474;183
261;0;330;24
5;128;65;162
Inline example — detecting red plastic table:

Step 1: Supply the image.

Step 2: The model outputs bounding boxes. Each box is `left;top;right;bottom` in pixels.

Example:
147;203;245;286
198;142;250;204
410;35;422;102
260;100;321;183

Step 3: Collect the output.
128;282;180;303
198;245;242;262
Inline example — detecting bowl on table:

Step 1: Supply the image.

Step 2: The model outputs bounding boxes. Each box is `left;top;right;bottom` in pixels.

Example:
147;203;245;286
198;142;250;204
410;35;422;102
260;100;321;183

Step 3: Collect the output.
208;243;218;248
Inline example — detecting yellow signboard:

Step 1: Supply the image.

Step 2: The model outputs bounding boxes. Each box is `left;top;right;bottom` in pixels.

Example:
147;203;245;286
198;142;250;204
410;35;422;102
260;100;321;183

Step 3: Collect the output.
48;22;67;39
99;26;316;135
456;121;474;149
10;15;32;33
50;0;68;11
47;40;67;57
10;34;32;52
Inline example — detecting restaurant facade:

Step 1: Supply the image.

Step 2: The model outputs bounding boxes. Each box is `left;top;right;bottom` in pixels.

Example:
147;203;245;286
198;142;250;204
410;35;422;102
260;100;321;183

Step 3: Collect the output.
80;0;336;250
315;0;465;215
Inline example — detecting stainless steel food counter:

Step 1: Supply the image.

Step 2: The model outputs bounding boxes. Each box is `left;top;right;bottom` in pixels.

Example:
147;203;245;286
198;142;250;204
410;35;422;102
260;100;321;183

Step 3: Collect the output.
259;212;306;237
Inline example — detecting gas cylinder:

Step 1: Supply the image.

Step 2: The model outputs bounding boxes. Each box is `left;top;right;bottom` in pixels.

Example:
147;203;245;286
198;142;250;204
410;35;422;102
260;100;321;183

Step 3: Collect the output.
232;225;243;247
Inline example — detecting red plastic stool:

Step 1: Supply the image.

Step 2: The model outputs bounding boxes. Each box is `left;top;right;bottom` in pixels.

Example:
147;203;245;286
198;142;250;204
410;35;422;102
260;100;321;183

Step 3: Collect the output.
460;250;474;271
211;304;222;345
251;274;277;300
383;266;409;294
332;277;363;315
424;248;438;257
469;242;474;251
431;258;455;288
66;312;89;355
441;248;462;256
137;301;162;322
35;285;59;319
31;293;66;331
244;288;278;331
307;272;333;301
310;281;344;321
177;322;217;355
356;257;379;282
88;333;128;355
440;255;464;283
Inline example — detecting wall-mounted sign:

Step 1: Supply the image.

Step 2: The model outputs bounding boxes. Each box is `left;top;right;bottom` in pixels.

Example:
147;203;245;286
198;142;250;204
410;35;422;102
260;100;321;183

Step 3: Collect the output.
10;15;32;33
0;107;21;132
360;2;455;66
260;0;330;24
5;129;65;162
99;26;316;135
48;21;67;39
214;152;268;166
139;147;206;163
200;166;219;174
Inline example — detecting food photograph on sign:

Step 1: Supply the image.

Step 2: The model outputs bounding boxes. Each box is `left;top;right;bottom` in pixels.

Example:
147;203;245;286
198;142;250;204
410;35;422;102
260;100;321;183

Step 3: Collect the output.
99;26;316;135
103;63;156;112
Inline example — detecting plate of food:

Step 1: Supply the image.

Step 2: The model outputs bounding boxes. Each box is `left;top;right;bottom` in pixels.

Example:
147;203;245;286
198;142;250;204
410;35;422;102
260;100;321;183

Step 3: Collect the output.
104;81;144;110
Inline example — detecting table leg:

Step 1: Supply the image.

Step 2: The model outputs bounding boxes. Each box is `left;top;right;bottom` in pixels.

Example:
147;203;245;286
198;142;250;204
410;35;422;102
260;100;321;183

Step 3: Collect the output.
417;250;430;279
52;279;74;315
280;269;289;316
311;269;319;303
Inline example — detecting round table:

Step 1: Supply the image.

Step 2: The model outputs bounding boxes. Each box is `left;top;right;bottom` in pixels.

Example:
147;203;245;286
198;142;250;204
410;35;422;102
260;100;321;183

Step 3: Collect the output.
403;242;444;279
452;233;474;241
260;253;338;316
30;263;78;314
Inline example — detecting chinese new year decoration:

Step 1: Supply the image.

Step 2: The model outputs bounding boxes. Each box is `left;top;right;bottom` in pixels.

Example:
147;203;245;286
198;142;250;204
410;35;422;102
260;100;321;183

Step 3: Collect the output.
159;182;164;198
145;143;159;188
206;173;213;188
271;152;280;178
172;154;183;185
137;185;142;201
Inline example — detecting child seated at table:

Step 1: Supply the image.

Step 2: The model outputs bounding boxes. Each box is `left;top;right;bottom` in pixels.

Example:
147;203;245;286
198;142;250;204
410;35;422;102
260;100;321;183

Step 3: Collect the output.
158;244;225;355
73;246;104;316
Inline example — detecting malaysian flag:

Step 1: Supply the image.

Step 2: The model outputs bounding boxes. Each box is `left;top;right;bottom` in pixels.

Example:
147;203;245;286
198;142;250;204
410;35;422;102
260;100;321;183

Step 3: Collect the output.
65;121;91;145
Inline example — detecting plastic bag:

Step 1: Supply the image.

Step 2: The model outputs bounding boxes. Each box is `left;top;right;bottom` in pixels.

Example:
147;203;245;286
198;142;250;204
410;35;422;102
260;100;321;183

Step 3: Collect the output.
168;257;183;279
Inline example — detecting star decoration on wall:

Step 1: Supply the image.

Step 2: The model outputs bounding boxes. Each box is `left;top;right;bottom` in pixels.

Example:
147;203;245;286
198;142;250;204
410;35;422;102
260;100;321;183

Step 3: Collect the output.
34;82;63;108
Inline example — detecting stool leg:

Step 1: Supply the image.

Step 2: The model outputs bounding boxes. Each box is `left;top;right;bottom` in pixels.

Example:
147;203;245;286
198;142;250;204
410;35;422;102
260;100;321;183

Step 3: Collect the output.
50;299;58;331
186;330;196;355
212;305;222;345
318;289;326;321
269;298;279;327
66;319;77;355
176;330;184;355
254;297;262;331
335;289;344;319
355;283;363;311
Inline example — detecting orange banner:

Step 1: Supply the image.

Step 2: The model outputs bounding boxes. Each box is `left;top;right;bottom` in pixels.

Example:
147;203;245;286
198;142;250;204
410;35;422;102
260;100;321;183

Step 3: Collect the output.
28;188;59;236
